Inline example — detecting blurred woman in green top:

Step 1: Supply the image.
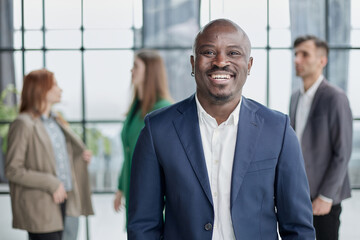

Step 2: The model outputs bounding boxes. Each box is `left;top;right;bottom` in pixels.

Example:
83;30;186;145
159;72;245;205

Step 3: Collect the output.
113;49;172;226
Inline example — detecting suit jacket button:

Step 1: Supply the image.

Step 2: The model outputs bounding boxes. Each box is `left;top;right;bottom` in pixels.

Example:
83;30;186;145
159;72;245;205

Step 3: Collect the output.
204;223;212;231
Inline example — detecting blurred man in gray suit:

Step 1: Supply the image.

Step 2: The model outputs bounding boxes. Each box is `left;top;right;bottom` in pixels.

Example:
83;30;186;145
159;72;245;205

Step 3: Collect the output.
289;35;353;240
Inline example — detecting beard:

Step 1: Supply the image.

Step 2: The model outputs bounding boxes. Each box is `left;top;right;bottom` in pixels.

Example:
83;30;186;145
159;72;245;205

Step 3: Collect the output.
207;86;235;104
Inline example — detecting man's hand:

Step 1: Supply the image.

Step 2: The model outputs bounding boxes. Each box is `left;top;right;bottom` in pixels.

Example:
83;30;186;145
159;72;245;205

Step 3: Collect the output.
312;197;332;215
114;190;124;212
53;183;67;204
82;150;92;163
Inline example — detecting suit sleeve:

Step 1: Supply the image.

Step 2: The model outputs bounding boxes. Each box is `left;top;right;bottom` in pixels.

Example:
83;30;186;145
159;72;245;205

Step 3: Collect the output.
5;118;61;194
318;93;353;199
127;116;165;240
276;116;315;239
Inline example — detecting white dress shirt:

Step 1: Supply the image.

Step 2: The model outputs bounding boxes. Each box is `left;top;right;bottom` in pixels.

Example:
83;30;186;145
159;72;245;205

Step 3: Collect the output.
295;75;324;144
295;75;332;203
195;94;241;240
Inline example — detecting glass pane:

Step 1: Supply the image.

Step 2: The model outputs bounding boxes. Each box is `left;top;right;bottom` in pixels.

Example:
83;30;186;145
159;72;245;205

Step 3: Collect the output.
133;0;143;29
143;1;199;48
85;123;124;191
223;0;267;47
348;50;360;118
200;0;210;26
46;51;82;121
351;0;360;28
84;50;133;120
326;49;350;92
269;50;292;114
0;53;18;121
159;49;195;102
208;0;225;20
13;0;22;30
24;0;42;30
269;29;291;48
24;30;43;49
25;51;43;73
328;0;351;47
13;30;22;49
14;51;23;93
242;49;267;106
84;0;133;29
46;30;81;49
45;0;81;29
269;0;290;28
84;30;134;48
350;121;360;188
350;29;360;48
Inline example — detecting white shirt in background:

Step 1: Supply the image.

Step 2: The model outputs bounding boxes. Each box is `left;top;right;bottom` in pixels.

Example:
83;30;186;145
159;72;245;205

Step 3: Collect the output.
295;74;324;144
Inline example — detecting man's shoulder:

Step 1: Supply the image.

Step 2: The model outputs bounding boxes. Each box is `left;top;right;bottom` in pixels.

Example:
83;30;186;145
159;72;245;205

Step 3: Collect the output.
320;79;342;92
290;89;301;99
317;80;349;104
244;97;286;120
146;95;194;122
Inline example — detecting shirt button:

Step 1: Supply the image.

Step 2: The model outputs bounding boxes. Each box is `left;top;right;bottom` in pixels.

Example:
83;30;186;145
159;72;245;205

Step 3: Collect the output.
213;192;217;197
204;223;212;231
214;160;219;164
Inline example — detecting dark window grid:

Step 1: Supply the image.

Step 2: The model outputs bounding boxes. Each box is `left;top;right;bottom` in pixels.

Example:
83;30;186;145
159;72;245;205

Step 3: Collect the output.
1;2;359;182
0;1;360;239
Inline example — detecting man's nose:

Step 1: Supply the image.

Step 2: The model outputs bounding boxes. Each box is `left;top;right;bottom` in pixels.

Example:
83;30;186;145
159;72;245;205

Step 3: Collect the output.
212;52;229;68
295;55;302;64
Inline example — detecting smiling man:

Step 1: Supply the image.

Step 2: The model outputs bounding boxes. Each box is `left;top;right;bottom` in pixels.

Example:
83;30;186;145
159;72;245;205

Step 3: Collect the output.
127;19;315;240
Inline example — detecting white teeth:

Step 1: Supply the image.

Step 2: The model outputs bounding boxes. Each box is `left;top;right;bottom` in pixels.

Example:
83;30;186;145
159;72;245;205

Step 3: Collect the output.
211;74;231;79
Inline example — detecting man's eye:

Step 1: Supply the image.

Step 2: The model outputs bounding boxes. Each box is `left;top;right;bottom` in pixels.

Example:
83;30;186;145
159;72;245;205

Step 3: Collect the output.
201;51;215;55
229;51;240;56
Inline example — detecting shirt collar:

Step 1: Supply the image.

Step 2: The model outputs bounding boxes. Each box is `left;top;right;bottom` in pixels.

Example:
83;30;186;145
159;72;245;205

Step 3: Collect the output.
300;74;324;98
41;111;58;121
195;94;241;127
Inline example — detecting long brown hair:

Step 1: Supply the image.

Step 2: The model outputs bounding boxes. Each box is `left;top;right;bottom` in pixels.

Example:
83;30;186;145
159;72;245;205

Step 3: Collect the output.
20;68;55;117
132;49;172;117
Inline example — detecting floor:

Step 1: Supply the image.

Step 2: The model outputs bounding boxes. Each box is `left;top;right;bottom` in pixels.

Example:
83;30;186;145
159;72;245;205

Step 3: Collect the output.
1;191;359;239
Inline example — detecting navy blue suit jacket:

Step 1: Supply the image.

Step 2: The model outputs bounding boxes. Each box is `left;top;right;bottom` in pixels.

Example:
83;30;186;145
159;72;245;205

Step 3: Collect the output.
128;95;315;240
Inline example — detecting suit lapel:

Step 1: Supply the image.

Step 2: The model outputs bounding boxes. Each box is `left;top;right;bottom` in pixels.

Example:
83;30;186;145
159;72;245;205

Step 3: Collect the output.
306;79;327;121
173;96;213;206
230;98;264;208
56;118;84;151
34;118;57;173
290;91;300;129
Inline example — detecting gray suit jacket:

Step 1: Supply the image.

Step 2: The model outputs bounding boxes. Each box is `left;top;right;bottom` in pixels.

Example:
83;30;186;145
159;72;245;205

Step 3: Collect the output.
289;79;353;205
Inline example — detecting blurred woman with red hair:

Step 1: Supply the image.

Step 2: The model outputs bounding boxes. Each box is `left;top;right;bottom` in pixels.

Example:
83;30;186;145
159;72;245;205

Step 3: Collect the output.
5;69;93;240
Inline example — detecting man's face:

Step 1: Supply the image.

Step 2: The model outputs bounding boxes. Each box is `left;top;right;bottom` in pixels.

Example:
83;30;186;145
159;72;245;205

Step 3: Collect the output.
191;24;253;104
294;40;326;79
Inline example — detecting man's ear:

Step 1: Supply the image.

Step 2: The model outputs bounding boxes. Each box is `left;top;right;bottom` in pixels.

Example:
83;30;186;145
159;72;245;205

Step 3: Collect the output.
247;57;253;72
190;55;195;73
320;56;328;68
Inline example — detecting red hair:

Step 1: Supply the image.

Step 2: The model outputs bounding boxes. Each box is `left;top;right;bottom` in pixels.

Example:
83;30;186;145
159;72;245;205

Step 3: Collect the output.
20;69;55;116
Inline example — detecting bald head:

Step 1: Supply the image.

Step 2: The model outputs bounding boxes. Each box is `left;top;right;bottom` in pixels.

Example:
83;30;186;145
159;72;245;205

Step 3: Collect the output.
193;19;252;59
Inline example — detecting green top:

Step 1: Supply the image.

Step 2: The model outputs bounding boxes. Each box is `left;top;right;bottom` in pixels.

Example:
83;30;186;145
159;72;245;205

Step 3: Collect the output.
117;98;171;225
